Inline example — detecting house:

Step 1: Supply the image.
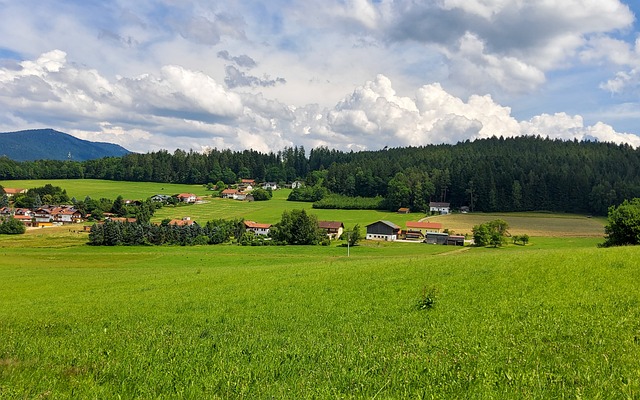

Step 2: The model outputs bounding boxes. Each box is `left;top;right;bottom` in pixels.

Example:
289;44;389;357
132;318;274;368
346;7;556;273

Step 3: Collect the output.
168;217;195;226
425;232;449;245
460;206;470;213
176;193;197;203
239;179;256;191
244;220;271;236
107;217;137;223
429;202;450;215
397;207;410;214
52;207;83;223
291;180;304;189
124;199;142;206
33;208;53;223
150;194;171;203
2;188;26;197
221;189;252;201
0;207;11;218
318;221;344;240
262;182;277;190
366;220;400;241
13;214;35;227
406;221;443;234
221;189;239;199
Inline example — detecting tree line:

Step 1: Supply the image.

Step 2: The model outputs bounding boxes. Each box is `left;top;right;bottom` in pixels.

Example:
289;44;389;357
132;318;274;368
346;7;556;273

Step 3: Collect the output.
2;136;640;215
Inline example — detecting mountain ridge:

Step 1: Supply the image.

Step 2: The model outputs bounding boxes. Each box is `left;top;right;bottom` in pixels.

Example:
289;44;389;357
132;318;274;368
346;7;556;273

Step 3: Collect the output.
0;129;130;161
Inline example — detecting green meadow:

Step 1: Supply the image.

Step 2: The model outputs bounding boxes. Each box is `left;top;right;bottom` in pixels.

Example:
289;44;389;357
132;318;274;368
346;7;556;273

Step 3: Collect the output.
1;179;639;398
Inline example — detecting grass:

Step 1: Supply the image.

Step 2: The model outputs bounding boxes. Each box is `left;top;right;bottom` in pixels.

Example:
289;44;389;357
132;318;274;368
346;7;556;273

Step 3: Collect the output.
0;230;639;398
0;179;211;200
0;180;625;397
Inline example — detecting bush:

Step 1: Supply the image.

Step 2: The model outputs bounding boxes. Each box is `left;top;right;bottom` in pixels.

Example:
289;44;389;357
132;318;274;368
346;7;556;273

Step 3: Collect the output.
602;198;640;247
312;194;385;210
287;185;328;202
472;219;509;247
0;217;26;234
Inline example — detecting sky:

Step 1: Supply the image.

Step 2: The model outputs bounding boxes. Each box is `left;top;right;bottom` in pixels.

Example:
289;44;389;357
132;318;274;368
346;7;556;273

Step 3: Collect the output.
1;0;640;154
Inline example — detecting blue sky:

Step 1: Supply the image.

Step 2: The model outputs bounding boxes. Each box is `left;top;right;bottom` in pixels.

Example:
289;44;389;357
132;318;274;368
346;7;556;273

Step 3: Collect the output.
0;0;639;153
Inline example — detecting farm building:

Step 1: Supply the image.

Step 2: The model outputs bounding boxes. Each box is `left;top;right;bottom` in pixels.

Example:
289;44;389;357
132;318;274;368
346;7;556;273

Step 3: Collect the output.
366;220;400;241
406;221;443;234
429;202;450;215
447;235;465;246
318;221;344;239
425;232;449;245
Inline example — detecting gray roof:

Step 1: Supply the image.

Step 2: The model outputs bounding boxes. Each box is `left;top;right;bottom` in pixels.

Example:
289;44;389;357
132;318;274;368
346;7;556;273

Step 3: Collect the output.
366;220;400;229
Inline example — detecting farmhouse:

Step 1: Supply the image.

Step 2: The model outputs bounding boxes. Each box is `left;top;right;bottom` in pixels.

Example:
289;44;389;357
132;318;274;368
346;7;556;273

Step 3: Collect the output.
221;189;252;201
397;207;410;214
168;217;195;226
151;194;171;203
176;193;197;203
244;220;271;236
291;180;304;189
429;202;450;214
318;220;344;240
262;182;278;190
406;221;443;234
221;189;239;199
366;220;400;241
2;188;27;197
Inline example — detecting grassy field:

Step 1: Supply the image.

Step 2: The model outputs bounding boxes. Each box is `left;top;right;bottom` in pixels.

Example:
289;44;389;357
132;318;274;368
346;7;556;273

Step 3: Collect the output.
1;180;630;398
0;179;211;200
0;227;639;398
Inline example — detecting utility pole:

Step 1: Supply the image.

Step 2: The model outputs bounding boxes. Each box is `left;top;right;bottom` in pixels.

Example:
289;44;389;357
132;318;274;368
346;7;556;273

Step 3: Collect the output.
346;231;351;257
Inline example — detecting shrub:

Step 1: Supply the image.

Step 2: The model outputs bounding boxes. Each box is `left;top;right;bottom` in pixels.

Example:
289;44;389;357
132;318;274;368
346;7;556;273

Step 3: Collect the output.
602;198;640;247
0;217;26;234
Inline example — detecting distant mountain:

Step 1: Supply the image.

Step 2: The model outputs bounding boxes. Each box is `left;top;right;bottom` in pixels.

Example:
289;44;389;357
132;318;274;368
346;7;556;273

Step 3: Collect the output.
0;129;130;161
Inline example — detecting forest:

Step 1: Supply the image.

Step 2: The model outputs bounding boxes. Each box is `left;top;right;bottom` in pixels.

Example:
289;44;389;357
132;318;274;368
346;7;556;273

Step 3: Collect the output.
1;135;639;215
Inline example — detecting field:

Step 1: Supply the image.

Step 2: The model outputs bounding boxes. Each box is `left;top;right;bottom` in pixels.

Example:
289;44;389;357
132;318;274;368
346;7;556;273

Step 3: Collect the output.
1;179;638;398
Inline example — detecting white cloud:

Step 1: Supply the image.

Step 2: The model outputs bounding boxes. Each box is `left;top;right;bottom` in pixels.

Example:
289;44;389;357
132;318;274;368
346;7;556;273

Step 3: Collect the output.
0;0;639;153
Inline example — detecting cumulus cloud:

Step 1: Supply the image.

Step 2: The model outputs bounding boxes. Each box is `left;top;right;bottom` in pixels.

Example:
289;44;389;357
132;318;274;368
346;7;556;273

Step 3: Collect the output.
383;0;634;92
1;50;639;154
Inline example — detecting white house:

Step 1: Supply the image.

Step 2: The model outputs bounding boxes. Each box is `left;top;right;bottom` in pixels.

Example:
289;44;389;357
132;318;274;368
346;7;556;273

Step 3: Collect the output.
244;220;271;236
262;182;278;190
429;202;450;215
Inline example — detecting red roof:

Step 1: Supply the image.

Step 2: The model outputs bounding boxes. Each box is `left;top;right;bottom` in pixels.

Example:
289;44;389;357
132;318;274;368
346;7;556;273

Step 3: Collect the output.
244;220;271;229
177;193;196;198
3;188;25;195
406;221;443;230
168;219;195;226
221;189;238;195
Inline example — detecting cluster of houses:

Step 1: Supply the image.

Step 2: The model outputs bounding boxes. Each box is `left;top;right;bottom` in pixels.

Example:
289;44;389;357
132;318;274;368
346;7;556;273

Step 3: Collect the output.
365;220;464;245
217;179;279;201
242;217;464;246
0;205;83;227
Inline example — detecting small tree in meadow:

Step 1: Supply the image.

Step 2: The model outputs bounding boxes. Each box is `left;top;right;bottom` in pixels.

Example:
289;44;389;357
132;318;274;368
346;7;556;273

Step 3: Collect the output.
348;224;361;246
602;198;640;247
473;219;509;247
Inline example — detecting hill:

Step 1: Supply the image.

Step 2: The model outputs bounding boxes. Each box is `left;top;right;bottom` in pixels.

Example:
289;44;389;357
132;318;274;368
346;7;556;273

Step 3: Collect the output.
0;129;130;161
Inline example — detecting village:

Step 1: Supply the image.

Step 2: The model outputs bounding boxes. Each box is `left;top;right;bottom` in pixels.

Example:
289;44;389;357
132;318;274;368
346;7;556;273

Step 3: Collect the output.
1;183;467;246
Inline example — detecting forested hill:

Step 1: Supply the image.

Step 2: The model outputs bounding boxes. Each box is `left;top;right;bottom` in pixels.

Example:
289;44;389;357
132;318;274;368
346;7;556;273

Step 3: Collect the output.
0;129;130;161
1;136;638;215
